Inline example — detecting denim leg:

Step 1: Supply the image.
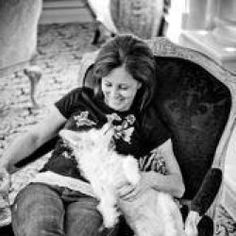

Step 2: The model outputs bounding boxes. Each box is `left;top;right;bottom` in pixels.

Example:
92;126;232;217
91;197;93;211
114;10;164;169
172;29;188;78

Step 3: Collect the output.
11;183;65;236
64;192;118;236
65;196;103;236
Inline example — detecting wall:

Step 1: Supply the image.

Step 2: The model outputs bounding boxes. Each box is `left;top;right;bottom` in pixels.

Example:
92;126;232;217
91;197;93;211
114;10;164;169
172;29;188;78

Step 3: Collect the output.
0;0;42;74
178;0;236;73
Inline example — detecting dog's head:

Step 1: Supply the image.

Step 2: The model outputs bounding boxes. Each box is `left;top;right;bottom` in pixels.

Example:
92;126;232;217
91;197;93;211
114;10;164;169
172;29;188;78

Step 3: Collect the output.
59;122;115;152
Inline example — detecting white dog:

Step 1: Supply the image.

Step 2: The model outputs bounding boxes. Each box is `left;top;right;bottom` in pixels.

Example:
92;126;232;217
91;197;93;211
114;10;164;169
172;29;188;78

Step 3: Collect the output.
59;123;189;236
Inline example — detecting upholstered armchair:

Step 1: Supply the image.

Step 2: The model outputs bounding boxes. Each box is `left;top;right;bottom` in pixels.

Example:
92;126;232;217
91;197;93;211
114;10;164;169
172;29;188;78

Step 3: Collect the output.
1;37;236;236
78;37;236;235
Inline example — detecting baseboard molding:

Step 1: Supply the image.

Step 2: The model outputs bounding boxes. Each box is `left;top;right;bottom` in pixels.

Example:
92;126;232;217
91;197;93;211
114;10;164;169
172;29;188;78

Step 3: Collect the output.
39;0;94;24
43;0;85;9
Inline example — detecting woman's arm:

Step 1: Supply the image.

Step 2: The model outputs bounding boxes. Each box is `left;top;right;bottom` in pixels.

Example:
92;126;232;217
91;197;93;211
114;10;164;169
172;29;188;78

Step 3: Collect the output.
144;139;185;198
118;139;185;200
0;105;67;172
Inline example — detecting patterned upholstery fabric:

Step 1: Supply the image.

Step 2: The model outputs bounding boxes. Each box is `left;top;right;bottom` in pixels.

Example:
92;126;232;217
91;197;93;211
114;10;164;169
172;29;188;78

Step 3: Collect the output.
153;57;231;199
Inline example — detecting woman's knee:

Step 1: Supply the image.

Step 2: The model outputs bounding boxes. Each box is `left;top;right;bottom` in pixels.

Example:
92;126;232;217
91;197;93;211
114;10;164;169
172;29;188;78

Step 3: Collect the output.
12;183;65;236
65;197;103;236
13;214;65;236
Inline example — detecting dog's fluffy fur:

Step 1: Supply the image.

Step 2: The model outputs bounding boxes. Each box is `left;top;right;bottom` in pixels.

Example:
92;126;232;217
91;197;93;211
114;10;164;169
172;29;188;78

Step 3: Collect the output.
59;123;187;236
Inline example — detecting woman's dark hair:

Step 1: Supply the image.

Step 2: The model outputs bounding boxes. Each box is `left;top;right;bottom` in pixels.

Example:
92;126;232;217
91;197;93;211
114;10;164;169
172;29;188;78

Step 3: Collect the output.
92;34;156;111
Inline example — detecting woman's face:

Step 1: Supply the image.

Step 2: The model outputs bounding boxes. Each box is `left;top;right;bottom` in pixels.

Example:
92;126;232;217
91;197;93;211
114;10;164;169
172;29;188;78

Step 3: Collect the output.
101;66;141;112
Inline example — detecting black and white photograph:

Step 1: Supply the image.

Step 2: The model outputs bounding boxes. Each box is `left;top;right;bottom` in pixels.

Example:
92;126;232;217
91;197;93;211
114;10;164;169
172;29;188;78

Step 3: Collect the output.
0;0;236;235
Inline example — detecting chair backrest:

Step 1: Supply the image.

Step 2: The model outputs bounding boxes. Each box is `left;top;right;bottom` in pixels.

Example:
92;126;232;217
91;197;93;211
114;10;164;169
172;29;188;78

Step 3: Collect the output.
79;37;236;219
153;56;231;199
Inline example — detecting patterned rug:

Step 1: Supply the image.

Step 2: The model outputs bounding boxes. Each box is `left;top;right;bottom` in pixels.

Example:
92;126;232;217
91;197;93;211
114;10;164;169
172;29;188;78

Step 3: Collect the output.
0;22;236;235
0;22;97;157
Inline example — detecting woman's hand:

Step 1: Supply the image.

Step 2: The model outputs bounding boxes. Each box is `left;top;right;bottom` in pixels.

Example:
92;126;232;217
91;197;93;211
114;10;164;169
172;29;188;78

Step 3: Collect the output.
118;172;151;201
0;167;11;196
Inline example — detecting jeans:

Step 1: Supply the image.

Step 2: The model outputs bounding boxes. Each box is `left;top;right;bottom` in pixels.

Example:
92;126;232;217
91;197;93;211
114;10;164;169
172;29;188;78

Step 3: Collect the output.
11;183;119;236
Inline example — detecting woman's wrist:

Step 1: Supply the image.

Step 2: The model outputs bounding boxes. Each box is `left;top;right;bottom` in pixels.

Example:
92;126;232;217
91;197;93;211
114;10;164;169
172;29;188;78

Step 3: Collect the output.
140;171;158;189
140;171;185;198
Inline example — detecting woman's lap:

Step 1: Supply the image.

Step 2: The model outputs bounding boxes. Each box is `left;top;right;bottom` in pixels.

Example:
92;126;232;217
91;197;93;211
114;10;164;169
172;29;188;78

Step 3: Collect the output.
11;183;118;236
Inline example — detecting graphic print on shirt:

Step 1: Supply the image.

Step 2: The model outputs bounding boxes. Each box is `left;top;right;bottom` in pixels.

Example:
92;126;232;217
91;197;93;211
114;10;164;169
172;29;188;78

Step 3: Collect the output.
61;111;136;161
60;111;97;160
106;113;136;144
73;111;96;128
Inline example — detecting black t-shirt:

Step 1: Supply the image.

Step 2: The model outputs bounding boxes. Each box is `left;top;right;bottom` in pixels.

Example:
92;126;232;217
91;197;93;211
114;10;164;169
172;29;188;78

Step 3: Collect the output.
41;87;170;181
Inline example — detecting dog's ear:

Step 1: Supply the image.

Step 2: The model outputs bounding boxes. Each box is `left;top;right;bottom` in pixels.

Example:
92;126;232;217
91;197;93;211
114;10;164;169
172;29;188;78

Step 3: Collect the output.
59;130;81;147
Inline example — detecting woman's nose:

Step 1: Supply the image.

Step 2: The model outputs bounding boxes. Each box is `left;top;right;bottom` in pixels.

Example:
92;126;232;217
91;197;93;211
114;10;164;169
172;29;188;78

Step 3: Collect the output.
110;87;119;98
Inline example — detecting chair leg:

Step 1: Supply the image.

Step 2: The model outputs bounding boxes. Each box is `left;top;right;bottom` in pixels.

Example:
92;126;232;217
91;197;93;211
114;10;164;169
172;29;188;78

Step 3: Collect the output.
91;20;115;45
23;65;42;109
91;20;101;45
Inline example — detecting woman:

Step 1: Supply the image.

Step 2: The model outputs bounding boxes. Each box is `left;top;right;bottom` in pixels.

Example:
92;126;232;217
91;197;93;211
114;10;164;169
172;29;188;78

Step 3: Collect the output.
0;34;186;236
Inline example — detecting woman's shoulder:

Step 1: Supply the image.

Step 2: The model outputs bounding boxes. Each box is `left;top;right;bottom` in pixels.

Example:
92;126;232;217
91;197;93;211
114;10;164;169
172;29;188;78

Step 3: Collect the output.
140;106;171;149
141;106;167;130
54;87;95;118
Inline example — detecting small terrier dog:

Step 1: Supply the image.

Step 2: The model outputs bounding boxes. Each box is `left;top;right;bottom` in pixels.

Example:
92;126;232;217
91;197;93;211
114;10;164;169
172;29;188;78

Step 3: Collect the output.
59;123;189;236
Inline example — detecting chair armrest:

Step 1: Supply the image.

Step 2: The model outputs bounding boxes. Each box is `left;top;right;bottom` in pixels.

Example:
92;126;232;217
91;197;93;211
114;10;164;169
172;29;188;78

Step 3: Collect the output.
190;168;222;216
